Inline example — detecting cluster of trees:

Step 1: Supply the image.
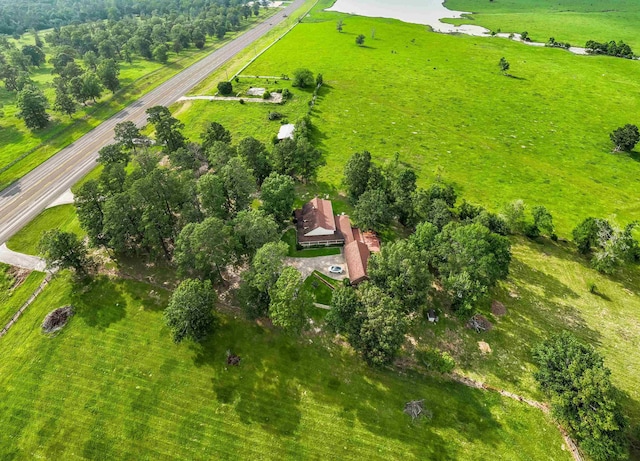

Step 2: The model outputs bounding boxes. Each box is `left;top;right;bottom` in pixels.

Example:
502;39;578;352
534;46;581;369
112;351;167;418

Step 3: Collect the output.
316;152;515;365
546;37;571;49
66;107;323;342
325;217;511;365
238;241;312;333
73;108;318;264
533;332;628;461
0;0;262;36
585;40;634;59
572;217;639;274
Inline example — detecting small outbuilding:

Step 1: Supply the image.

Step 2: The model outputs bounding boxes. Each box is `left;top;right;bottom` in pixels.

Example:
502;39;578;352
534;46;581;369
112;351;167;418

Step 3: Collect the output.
277;123;295;141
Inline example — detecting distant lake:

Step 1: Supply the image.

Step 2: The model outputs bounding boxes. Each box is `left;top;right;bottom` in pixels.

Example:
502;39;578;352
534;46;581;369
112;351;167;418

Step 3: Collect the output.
326;0;489;35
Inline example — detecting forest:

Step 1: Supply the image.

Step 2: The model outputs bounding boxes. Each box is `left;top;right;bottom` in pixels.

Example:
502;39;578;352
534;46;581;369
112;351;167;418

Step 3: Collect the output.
0;0;263;35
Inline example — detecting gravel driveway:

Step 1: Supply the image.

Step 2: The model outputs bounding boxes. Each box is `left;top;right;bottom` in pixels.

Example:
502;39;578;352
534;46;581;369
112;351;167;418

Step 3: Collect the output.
285;253;348;281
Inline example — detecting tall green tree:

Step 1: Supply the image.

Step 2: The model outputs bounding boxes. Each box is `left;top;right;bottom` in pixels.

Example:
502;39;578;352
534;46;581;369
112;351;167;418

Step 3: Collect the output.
533;333;628;461
232;209;279;259
174;217;236;283
16;85;49;130
354;283;406;366
260;172;295;224
114;121;141;152
21;44;45;67
269;266;310;333
434;222;511;314
200;121;232;150
292;68;314;88
38;230;90;275
52;78;76;117
239;241;289;319
610;124;639;152
97;58;120;93
81;72;103;103
164;279;217;344
368;239;432;313
146;105;186;153
343;150;372;201
74;179;105;246
219;157;256;217
352;188;392;232
237;137;271;185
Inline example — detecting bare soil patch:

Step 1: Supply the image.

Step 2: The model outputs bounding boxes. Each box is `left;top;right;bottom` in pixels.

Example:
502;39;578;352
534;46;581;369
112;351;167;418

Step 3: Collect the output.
7;266;30;289
491;300;507;316
478;341;492;354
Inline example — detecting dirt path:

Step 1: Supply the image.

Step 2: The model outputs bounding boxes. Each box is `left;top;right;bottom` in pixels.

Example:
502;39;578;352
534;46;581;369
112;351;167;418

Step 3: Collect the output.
179;93;284;103
450;374;583;461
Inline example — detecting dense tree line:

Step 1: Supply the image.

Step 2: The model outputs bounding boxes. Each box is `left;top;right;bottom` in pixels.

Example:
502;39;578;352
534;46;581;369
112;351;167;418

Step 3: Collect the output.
71;106;323;342
585;40;635;59
0;0;262;36
74;107;320;266
0;1;262;130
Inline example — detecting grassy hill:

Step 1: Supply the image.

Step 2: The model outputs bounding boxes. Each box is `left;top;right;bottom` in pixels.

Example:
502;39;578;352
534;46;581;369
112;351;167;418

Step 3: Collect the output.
0;272;569;460
185;0;640;236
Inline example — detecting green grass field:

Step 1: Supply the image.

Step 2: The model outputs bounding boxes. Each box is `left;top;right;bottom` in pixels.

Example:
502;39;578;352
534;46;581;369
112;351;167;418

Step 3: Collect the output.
444;0;640;50
217;0;640;236
0;264;45;326
6;205;84;255
412;237;640;430
0;10;275;190
0;272;570;460
177;77;312;147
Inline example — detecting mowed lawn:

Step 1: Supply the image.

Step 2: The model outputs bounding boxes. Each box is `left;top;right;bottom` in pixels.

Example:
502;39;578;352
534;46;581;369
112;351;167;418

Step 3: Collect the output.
177;77;312;146
0;263;45;326
0;272;570;460
445;0;640;50
217;1;640;236
7;204;84;255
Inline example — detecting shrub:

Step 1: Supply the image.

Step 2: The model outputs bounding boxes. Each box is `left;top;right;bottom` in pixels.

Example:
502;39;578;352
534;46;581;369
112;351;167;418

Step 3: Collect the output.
217;81;233;95
263;91;271;100
282;88;291;100
524;223;541;239
416;348;455;374
268;111;284;121
239;99;245;104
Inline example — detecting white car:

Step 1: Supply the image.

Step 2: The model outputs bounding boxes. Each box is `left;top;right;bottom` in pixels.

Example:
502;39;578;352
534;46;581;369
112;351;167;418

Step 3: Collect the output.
328;265;344;274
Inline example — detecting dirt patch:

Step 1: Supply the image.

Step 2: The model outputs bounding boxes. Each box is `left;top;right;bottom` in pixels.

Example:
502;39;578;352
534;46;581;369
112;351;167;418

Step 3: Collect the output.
478;341;492;354
42;306;74;333
7;266;30;289
491;300;507;316
467;314;493;332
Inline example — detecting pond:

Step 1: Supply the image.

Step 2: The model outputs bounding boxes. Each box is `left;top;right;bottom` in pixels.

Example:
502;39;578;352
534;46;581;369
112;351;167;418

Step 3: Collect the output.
326;0;490;35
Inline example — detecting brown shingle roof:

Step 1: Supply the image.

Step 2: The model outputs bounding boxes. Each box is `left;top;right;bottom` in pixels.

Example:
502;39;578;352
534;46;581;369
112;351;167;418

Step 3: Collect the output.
345;240;371;285
335;214;354;244
300;197;336;235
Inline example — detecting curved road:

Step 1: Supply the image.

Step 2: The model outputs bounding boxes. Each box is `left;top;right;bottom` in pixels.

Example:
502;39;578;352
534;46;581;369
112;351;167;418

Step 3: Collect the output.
0;0;306;245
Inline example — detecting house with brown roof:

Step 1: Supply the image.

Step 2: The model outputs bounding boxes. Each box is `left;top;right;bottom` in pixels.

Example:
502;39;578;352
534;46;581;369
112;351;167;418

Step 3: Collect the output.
294;197;380;285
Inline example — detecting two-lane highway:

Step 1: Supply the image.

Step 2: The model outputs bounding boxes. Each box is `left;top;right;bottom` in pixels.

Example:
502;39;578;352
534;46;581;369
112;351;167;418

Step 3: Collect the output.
0;0;306;245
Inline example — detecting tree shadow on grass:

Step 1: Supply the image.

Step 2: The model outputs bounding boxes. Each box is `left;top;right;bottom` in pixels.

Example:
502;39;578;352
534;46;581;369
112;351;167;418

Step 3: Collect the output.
191;317;511;457
69;277;127;329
